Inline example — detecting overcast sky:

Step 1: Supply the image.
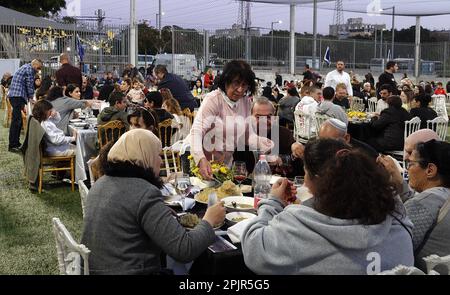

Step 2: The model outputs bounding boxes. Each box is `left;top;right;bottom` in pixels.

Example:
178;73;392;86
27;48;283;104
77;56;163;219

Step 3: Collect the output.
66;0;450;34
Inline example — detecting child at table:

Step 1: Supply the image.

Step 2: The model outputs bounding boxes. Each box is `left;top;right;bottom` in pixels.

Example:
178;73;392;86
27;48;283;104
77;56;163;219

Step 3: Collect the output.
127;79;145;105
32;100;77;157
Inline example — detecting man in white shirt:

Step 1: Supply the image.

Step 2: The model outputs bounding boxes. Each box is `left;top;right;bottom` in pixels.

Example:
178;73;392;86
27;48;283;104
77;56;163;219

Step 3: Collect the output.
376;84;392;114
324;60;353;97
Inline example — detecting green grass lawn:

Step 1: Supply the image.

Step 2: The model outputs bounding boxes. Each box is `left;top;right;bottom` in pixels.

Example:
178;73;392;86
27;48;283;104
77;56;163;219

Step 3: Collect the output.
0;110;83;274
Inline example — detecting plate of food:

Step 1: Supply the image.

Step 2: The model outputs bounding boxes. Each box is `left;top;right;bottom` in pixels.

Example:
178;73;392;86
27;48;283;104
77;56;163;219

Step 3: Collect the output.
69;119;82;123
226;211;256;224
73;122;88;127
194;180;242;204
178;213;223;230
221;196;255;211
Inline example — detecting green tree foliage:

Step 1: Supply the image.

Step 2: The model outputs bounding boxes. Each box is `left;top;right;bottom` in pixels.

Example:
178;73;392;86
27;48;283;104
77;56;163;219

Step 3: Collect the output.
138;21;173;54
1;0;66;17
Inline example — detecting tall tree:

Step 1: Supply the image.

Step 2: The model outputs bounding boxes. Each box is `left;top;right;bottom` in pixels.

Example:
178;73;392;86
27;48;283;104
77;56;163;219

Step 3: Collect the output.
1;0;66;17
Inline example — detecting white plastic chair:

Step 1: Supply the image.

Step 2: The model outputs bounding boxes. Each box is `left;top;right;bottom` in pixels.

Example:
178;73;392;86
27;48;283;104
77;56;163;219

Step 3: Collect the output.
427;116;448;141
52;217;90;275
294;109;315;144
368;97;378;113
78;180;89;218
314;113;330;134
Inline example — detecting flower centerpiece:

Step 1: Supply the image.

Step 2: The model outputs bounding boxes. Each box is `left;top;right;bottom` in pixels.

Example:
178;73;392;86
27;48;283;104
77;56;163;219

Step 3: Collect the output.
188;155;233;183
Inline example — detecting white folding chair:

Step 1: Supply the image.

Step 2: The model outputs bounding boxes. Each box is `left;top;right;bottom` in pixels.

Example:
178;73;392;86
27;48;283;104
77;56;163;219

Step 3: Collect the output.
160;147;182;180
294;109;315;144
78;180;89;218
52;217;90;275
368;97;378;113
427;116;448;141
314;113;330;134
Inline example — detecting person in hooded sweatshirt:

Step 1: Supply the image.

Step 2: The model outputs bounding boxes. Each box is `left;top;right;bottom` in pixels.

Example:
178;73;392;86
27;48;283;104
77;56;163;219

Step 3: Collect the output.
241;138;414;275
97;91;130;129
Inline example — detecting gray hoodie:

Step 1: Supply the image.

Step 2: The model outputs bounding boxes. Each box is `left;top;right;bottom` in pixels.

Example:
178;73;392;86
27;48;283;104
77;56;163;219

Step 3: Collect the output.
317;100;349;125
241;197;414;275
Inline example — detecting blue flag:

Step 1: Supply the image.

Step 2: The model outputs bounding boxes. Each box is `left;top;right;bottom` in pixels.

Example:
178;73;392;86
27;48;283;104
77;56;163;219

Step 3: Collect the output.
76;34;84;62
323;46;331;66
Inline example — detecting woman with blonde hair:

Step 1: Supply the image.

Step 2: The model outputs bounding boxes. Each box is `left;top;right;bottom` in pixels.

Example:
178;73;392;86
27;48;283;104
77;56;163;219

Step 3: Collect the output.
162;97;190;142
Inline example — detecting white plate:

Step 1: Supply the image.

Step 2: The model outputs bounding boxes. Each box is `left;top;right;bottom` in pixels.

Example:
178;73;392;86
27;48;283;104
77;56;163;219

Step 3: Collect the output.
69;119;82;123
226;211;256;224
222;196;255;211
73;122;87;127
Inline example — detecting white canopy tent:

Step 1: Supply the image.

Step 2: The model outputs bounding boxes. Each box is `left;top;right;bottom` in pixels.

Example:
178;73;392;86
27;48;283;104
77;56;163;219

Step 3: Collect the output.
242;0;450;78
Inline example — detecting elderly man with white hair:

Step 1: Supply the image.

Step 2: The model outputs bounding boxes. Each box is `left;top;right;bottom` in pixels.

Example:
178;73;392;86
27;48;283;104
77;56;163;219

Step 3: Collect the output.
291;118;378;160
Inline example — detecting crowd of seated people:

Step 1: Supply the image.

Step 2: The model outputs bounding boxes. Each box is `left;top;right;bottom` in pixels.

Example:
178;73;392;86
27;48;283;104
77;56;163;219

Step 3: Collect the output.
2;56;450;277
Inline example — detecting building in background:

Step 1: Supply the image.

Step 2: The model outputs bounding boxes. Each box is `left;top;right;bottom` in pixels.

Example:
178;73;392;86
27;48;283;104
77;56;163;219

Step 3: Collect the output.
329;18;386;38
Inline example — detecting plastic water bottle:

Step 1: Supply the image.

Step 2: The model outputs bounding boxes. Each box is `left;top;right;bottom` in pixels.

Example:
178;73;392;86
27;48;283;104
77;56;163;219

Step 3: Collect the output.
253;155;272;208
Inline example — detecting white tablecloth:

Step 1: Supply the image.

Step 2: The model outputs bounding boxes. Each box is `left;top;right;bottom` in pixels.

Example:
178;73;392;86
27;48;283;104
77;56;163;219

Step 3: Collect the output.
69;125;98;183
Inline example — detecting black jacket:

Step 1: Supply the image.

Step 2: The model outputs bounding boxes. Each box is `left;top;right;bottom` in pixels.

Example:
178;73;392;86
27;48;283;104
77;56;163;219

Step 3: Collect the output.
378;71;398;95
410;107;438;129
369;106;412;151
157;73;198;111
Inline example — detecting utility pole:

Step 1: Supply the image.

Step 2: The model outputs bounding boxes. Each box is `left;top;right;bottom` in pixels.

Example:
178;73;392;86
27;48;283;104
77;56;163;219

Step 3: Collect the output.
130;0;137;66
159;0;162;37
95;9;106;72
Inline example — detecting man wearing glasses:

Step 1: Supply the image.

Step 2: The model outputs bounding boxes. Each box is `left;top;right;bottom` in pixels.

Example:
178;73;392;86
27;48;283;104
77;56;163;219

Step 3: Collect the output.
8;59;42;153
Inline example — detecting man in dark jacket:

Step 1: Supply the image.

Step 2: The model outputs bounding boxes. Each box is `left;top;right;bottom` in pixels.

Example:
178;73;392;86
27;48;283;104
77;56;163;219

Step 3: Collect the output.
367;95;412;152
55;53;82;89
377;61;399;96
97;92;129;129
154;65;198;111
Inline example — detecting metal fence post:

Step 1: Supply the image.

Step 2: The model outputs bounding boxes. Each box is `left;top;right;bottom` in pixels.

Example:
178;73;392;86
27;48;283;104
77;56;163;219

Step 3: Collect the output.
444;41;447;78
204;30;209;71
171;26;175;73
353;39;356;70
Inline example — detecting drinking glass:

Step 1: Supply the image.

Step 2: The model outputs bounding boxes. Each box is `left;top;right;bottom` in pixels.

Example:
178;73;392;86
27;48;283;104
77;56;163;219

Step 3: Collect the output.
294;176;304;188
279;154;293;177
175;173;191;211
232;161;248;189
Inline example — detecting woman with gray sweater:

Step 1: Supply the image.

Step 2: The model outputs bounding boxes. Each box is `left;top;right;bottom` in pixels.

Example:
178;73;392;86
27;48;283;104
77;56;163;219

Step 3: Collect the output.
241;138;414;274
81;129;225;275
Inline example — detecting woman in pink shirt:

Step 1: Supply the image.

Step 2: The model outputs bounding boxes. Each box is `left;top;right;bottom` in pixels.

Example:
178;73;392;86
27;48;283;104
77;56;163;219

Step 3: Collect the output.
189;60;274;179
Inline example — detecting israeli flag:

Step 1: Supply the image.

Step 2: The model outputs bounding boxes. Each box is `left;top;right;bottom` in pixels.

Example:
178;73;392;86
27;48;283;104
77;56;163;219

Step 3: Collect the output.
76;34;84;62
324;46;331;66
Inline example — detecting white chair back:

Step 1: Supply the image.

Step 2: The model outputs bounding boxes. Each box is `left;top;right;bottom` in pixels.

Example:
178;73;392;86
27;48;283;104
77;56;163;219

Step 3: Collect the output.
161;147;182;180
314;113;330;133
368;97;378;113
351;97;365;112
423;254;450;275
404;116;422;139
52;217;90;275
427;116;448;141
78;180;89;218
294;110;314;143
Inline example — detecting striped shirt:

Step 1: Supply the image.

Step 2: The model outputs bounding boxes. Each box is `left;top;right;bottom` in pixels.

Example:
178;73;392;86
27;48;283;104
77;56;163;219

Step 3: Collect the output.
8;63;35;100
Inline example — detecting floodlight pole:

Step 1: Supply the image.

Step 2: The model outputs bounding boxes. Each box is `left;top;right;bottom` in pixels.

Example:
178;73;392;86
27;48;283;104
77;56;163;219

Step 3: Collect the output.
289;4;295;75
130;0;137;66
391;6;395;59
312;0;317;70
415;16;421;80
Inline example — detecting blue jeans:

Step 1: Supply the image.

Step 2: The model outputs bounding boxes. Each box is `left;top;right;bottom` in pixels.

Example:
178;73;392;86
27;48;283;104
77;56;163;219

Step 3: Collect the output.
8;97;26;149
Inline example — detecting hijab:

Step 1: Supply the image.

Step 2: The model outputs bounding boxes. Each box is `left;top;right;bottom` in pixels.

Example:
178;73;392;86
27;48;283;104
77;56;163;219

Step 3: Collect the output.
108;129;162;171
